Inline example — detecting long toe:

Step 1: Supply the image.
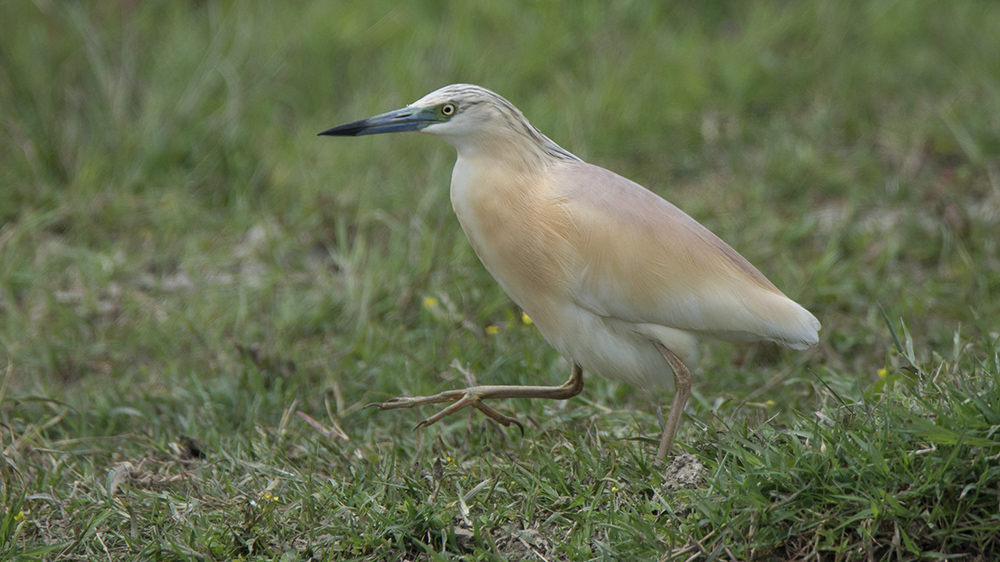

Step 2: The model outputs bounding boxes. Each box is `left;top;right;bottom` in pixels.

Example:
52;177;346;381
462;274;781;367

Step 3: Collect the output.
471;400;525;434
414;395;472;428
367;389;469;411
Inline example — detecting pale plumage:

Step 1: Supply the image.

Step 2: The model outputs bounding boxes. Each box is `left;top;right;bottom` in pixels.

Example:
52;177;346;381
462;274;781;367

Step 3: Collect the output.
320;84;820;457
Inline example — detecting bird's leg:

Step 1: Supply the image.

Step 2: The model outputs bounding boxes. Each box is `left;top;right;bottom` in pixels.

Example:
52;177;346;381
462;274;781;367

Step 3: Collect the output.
654;344;692;458
367;363;585;433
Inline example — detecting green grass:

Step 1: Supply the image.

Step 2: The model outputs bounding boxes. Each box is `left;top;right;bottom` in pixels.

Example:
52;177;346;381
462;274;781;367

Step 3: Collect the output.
2;1;1000;560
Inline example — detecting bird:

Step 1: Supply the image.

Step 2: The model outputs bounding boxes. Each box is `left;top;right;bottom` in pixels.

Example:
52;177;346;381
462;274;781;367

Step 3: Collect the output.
319;84;820;458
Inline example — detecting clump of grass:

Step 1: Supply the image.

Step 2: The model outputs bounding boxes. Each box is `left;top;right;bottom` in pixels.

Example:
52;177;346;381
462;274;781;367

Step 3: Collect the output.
674;325;1000;561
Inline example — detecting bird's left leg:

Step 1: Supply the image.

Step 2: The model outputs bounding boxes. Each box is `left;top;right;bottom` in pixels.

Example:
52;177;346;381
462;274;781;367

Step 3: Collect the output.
654;343;692;458
367;363;585;433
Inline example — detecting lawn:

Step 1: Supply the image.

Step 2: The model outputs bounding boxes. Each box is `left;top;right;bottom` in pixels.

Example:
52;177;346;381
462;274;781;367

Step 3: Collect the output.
2;1;999;560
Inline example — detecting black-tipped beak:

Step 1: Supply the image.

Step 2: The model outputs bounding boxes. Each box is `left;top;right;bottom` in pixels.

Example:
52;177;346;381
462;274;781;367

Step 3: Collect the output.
318;107;436;137
317;119;373;137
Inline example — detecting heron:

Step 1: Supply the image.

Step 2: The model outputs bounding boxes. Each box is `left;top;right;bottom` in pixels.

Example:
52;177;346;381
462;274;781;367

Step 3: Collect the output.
319;84;820;458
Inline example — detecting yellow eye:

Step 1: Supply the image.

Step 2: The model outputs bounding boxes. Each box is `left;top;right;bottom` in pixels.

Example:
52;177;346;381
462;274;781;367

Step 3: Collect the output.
441;103;456;116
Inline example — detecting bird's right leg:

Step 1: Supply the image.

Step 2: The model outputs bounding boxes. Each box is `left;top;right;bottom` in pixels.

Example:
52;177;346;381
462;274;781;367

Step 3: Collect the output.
367;363;585;433
654;344;692;459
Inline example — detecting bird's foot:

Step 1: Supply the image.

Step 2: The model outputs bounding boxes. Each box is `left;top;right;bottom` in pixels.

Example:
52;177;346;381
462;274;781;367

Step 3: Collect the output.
366;388;525;434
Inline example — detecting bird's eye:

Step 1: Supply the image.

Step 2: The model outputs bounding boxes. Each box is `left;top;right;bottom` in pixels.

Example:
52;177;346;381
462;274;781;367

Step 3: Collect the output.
441;103;456;116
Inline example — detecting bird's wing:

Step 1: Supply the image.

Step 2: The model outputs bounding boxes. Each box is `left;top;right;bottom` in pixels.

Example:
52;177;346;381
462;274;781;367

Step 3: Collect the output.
550;162;820;349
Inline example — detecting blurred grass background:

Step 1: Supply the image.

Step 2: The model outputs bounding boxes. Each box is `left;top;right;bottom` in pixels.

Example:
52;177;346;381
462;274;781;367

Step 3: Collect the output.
1;1;999;560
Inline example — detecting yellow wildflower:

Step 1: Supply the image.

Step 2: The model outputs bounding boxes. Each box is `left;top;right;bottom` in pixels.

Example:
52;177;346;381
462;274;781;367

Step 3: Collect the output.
877;368;887;378
423;297;439;309
485;325;501;335
521;312;533;325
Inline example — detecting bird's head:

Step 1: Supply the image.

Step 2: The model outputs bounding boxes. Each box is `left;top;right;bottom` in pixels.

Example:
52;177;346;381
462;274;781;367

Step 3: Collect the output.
319;84;508;139
319;84;579;162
